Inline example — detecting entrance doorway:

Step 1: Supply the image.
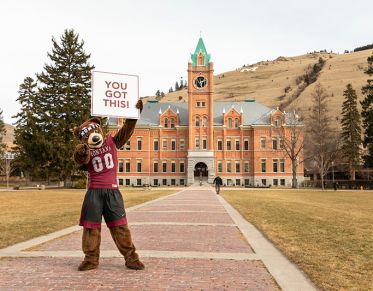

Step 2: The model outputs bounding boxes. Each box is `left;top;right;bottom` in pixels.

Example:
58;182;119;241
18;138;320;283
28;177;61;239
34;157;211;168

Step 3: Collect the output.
194;162;208;179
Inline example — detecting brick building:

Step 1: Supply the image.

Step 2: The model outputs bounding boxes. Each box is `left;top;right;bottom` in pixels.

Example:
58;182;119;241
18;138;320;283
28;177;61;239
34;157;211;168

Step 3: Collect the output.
109;38;304;187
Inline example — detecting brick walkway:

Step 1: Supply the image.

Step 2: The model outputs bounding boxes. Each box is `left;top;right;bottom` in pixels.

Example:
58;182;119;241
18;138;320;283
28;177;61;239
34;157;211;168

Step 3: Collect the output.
0;187;316;290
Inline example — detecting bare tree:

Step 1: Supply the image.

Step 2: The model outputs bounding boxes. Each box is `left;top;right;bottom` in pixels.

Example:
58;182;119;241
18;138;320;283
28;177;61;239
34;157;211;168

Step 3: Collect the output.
274;112;304;188
304;83;340;190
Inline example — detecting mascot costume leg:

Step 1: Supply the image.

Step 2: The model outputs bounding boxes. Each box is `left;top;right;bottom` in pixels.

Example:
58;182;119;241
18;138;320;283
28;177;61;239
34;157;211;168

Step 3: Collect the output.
73;100;144;271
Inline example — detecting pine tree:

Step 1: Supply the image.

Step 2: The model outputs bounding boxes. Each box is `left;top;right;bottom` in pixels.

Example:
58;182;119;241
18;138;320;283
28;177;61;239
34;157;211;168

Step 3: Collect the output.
341;84;361;180
0;109;6;155
361;53;373;168
175;81;179;91
12;77;47;182
37;29;94;187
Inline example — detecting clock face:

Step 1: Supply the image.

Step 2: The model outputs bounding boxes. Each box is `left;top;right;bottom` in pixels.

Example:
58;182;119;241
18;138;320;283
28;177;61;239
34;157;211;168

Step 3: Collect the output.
194;75;207;89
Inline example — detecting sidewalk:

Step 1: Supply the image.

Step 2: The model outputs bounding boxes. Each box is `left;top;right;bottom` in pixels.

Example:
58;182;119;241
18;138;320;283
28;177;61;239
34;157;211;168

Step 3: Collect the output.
0;186;316;290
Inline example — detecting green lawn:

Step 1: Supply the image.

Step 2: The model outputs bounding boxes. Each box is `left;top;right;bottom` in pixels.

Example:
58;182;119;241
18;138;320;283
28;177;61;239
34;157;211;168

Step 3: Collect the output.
221;189;373;291
0;188;176;249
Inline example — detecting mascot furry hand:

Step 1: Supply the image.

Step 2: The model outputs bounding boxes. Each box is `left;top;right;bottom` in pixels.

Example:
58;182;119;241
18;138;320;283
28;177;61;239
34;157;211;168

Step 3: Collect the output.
73;99;144;271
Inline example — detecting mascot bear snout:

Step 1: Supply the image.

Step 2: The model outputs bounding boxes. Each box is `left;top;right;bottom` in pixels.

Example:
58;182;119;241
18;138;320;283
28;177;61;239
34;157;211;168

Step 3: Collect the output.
88;132;103;148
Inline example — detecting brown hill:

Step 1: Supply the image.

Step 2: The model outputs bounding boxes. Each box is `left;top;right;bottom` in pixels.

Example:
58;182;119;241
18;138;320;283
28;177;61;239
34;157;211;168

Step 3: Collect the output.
155;49;373;128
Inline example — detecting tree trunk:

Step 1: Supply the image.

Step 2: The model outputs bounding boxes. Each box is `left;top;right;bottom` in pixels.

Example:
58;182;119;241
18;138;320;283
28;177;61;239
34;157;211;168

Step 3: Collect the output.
292;159;298;188
320;156;325;190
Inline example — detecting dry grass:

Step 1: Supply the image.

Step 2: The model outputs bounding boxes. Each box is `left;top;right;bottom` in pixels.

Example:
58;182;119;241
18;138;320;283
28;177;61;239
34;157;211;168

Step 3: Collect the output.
0;188;176;249
221;189;373;291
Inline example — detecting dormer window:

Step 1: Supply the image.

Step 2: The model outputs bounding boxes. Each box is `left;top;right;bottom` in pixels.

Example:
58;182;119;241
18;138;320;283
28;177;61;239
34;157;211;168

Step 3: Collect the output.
197;52;205;66
234;118;239;128
170;118;175;128
164;118;168;128
274;117;281;127
228;118;232;129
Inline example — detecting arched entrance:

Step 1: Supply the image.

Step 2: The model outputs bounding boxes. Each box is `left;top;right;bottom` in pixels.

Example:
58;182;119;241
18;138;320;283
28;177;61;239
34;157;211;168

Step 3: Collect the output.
194;162;208;179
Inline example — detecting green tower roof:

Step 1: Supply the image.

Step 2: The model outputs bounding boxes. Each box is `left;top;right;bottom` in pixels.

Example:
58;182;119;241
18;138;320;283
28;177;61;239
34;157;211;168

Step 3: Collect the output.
191;37;211;66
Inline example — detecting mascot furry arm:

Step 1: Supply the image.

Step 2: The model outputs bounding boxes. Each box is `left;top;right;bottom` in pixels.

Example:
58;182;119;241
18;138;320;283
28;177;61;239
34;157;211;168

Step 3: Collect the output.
73;100;143;165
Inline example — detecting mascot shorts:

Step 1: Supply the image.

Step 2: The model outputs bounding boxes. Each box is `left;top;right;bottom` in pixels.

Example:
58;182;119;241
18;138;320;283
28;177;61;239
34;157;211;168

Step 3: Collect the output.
79;188;127;229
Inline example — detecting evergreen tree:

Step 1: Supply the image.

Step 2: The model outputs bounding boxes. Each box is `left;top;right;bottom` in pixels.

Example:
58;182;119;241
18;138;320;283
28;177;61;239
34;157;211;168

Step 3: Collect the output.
341;84;361;180
168;87;173;93
175;81;179;91
361;53;373;168
37;29;94;187
0;109;6;156
12;77;47;182
155;89;161;98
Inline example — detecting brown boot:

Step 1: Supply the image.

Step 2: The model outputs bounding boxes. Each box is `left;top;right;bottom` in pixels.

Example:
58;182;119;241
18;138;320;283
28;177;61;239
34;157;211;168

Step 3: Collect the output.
78;228;101;271
109;225;145;270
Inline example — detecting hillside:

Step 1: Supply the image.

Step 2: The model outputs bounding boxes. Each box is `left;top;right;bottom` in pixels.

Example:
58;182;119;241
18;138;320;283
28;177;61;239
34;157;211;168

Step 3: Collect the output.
156;49;373;127
3;124;14;150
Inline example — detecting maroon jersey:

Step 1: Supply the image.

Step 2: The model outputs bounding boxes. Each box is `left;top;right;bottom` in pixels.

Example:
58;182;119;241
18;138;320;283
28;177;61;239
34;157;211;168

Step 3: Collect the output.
87;135;118;189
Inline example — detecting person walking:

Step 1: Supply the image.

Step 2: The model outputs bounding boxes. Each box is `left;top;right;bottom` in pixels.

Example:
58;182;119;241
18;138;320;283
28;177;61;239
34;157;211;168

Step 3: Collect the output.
213;176;223;194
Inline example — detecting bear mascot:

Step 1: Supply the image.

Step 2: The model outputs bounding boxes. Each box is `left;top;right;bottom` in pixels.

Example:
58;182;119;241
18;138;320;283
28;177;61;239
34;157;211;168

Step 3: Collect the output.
73;100;144;271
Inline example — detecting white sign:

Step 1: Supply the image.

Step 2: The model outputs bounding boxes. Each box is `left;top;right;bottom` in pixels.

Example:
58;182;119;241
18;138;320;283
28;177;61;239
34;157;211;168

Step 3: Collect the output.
91;71;140;119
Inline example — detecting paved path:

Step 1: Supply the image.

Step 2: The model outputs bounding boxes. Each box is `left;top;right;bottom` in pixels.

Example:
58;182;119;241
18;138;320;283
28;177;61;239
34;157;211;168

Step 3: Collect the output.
0;186;316;290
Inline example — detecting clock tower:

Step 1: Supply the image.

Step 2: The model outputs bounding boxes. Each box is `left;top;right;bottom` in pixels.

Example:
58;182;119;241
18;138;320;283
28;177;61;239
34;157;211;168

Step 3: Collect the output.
187;37;215;184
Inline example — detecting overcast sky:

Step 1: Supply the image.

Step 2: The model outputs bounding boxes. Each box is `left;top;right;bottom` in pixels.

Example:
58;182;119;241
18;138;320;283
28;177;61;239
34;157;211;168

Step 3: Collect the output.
1;0;372;124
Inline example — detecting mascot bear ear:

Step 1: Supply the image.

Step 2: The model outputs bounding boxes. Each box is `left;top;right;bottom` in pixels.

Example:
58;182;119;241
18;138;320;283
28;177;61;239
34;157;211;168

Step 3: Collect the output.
88;117;101;126
73;126;81;139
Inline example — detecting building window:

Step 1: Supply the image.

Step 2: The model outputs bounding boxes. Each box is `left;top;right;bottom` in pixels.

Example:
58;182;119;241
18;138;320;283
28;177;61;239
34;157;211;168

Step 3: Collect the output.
162;179;167;186
153;162;158;173
280;159;285;172
137;179;142;186
164;118;168;128
236;179;241;186
244;161;249;173
202;117;207;127
153;179;159;186
195;116;200;127
228;118;232;128
162;139;167;150
217;139;223;150
235;140;240;151
280;179;285;186
171;161;176;172
273;159;278;173
119;179;123;186
170;118;175;128
125;160;130;172
226;139;231;150
202;137;207;150
279;138;284;149
273;179;278;186
180;179;185;186
171;139;176;151
217;161;222;172
197;101;201;107
180;139;185;150
137;160;142;172
137;138;142;150
154;139;159;151
261;159;266;172
118;161;124;172
227;162;232;173
244;139;249;150
260;137;266;149
195;138;200;149
180;162;185;172
234;118;239;128
125;140;130;150
262;179;267;186
235;162;240;173
244;179;250;186
272;138;277;150
171;179;176;186
202;101;206;107
274;117;281;127
162;162;167;173
125;179;130;186
227;179;233;186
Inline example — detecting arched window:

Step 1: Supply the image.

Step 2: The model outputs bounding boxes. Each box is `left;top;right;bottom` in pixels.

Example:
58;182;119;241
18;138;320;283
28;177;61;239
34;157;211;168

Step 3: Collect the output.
195;116;200;127
197;52;205;66
228;118;232;129
170;118;175;128
202;117;207;127
164;118;168;128
234;118;239;128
